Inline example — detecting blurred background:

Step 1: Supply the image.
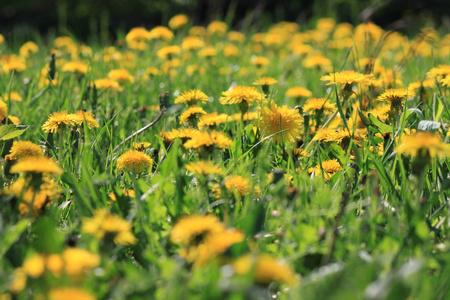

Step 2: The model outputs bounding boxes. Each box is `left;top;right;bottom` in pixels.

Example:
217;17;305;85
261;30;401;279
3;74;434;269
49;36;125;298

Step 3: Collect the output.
1;0;450;42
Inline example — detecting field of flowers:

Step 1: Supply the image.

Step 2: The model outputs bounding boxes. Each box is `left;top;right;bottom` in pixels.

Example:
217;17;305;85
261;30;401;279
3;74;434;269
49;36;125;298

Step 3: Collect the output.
0;15;450;299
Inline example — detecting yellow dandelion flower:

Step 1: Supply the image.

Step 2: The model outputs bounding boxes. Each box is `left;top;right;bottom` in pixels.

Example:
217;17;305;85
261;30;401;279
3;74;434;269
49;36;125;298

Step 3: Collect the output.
198;46;217;58
302;54;332;70
10;157;63;175
231;111;259;122
207;21;228;36
61;61;88;74
253;77;278;86
93;78;123;92
132;142;151;151
0;34;4;44
408;78;436;91
198;112;229;129
290;148;310;158
251;56;270;67
10;268;27;294
166;128;199;141
285;86;312;99
169;14;189;30
107;69;134;84
45;254;64;276
22;255;45;278
308;160;343;181
62;248;100;277
254;255;297;285
223;43;240;57
303;98;336;115
185;160;223;175
170;214;226;245
126;27;151;44
396;132;450;158
1;55;26;73
317;18;335;32
157;45;181;59
146;67;160;76
219;86;265;110
183;130;233;150
181;36;205;51
149;26;173;41
108;189;135;202
227;31;246;42
82;209;137;245
5;141;44;161
180;106;206;124
260;103;303;144
48;288;96;300
427;65;450;79
42;111;77;133
377;88;413;105
321;70;374;86
7;177;61;216
74;110;99;129
1;91;22;102
225;175;251;196
181;229;244;265
54;36;74;49
439;76;450;88
116;149;153;173
189;26;206;36
323;128;364;147
175;89;209;106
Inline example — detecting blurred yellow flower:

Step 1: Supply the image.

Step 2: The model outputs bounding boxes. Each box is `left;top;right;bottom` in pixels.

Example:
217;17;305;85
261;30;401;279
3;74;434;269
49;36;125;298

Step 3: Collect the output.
117;149;153;173
207;21;228;36
10;157;63;176
285;86;313;99
62;61;88;74
225;175;251;196
82;209;137;245
93;78;123;92
19;41;39;57
22;255;45;278
62;248;100;277
149;26;173;41
185;160;223;175
396;132;450;158
183;130;232;150
181;36;205;51
157;45;181;59
48;288;96;300
5;141;43;161
169;14;189;30
107;69;134;84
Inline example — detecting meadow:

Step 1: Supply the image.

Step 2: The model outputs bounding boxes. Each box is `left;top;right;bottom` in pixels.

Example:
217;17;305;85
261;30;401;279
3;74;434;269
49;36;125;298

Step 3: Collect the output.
0;15;450;299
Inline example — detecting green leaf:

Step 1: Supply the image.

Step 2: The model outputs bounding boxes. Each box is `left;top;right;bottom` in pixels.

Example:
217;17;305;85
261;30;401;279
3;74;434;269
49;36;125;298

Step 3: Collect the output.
0;125;28;141
433;94;444;121
368;113;393;134
357;110;371;127
0;219;30;256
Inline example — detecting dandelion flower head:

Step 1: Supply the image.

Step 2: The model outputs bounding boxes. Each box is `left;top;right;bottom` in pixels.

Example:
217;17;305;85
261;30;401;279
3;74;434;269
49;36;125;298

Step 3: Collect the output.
117;149;153;173
260;103;303;144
